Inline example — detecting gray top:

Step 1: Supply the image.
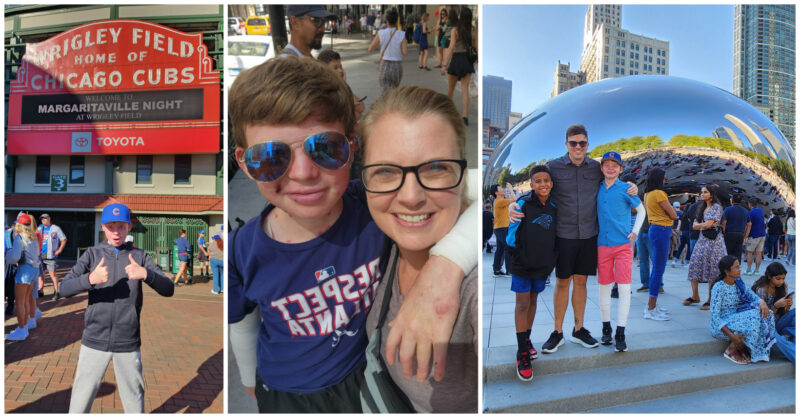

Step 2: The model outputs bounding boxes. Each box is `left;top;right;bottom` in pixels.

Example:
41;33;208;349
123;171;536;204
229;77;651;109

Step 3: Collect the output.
6;234;41;267
546;153;603;239
366;246;478;413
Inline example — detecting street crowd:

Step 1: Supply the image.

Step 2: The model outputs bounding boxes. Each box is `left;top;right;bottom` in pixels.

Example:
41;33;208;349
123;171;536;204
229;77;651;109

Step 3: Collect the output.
484;124;795;381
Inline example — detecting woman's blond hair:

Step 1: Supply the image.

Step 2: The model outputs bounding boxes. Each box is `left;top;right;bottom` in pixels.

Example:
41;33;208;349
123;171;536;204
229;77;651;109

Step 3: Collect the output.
228;56;356;148
14;216;37;244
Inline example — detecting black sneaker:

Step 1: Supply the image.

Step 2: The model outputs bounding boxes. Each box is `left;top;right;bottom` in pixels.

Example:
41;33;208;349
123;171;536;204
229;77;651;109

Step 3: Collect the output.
526;339;538;360
615;330;628;352
38;290;44;298
601;323;613;345
636;286;649;293
493;270;509;277
516;350;533;381
541;331;564;354
570;327;599;348
610;286;619;299
51;291;60;301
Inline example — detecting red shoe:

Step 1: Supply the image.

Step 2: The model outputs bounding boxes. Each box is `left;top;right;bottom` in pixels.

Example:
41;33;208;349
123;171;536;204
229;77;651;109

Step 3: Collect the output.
516;350;533;381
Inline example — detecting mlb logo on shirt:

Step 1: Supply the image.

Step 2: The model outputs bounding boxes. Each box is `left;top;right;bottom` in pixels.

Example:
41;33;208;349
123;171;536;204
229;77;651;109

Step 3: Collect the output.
315;266;336;282
71;132;92;153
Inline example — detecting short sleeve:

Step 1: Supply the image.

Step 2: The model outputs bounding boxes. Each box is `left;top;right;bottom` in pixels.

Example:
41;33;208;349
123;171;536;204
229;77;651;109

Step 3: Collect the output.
709;204;723;222
56;226;67;240
655;190;668;204
228;229;257;324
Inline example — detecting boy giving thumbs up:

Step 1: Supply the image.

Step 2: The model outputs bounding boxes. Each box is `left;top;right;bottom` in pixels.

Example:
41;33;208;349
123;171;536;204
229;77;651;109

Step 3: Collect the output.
60;203;174;413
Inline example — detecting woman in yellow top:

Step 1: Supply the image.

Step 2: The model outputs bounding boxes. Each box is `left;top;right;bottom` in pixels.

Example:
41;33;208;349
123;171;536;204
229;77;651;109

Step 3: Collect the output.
491;183;514;276
643;168;678;320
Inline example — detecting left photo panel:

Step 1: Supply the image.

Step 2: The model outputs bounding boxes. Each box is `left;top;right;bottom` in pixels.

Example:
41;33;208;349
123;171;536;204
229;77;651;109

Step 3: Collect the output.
4;4;224;413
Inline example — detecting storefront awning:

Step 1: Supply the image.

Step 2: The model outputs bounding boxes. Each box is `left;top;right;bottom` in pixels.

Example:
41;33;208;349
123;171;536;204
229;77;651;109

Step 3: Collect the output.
5;193;223;214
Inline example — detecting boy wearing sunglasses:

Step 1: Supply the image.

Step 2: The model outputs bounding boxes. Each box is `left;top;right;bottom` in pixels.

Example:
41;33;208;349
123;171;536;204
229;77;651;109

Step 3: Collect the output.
228;56;476;412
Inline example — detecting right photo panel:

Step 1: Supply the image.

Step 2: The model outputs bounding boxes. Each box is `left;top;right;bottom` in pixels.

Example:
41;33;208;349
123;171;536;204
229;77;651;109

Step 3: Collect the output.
482;4;795;413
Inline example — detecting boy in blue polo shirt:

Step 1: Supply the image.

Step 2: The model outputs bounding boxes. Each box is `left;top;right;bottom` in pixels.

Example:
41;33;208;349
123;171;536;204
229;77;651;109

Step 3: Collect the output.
507;165;557;381
596;152;645;352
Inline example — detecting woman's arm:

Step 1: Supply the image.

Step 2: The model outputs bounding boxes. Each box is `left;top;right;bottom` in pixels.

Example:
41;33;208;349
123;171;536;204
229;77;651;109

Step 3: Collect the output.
401;37;408;57
440;28;457;75
368;33;381;52
658;199;678;220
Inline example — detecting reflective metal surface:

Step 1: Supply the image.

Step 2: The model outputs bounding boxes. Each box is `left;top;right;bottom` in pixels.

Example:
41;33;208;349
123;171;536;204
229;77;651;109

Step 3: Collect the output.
485;75;795;212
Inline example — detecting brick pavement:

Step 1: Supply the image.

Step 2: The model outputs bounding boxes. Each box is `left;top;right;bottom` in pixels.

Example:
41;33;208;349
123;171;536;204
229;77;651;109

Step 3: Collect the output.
5;264;223;413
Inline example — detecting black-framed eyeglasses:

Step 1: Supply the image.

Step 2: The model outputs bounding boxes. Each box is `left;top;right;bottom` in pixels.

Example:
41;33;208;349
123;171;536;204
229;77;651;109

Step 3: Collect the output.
361;159;467;193
301;15;327;28
238;131;352;183
567;140;588;148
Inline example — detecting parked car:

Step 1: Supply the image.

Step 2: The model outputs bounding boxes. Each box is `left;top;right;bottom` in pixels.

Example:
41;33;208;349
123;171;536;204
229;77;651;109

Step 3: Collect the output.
245;16;270;35
228;17;245;35
226;35;275;89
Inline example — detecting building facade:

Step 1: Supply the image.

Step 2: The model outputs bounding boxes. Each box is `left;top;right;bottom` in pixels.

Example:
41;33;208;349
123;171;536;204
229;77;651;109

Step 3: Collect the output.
4;5;224;267
733;4;795;148
579;5;669;84
483;75;512;130
552;61;586;97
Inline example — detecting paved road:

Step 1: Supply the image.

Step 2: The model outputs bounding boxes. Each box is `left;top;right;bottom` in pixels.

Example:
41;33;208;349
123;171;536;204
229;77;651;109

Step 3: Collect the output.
5;264;223;413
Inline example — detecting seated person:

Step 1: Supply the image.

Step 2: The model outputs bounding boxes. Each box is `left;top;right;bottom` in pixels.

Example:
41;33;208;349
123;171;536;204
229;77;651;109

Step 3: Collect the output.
751;262;794;363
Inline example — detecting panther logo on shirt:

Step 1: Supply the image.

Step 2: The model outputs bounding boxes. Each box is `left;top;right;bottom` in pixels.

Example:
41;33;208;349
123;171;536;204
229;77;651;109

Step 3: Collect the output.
532;214;553;230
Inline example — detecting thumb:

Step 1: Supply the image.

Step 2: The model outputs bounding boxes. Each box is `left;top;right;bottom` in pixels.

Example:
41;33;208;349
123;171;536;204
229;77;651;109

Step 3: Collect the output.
128;254;140;266
97;257;106;268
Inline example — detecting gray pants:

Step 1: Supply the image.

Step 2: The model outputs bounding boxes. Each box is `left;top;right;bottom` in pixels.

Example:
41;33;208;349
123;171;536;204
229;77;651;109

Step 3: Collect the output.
69;345;145;413
378;60;403;96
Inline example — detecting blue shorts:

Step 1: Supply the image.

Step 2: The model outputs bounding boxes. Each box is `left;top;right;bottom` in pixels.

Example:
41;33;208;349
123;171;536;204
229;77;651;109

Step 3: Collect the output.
511;274;547;294
179;254;190;263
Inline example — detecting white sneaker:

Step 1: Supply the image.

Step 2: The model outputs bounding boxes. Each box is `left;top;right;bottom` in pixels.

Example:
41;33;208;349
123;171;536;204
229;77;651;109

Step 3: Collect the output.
211;290;219;295
671;261;676;268
5;326;28;341
34;308;43;320
644;306;671;321
26;318;36;329
656;305;670;314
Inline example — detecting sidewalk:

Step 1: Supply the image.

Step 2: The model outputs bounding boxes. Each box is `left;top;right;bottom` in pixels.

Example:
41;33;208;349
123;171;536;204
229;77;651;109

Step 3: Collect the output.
5;264;223;413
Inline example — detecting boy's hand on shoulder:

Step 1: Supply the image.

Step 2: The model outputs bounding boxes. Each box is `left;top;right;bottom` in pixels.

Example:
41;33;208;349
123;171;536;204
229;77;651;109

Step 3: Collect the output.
509;202;523;222
89;258;109;285
125;254;147;281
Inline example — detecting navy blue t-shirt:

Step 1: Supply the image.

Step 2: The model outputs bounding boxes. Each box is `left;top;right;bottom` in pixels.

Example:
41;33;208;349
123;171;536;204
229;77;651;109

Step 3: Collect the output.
228;181;384;393
723;204;750;233
176;236;190;255
749;208;766;238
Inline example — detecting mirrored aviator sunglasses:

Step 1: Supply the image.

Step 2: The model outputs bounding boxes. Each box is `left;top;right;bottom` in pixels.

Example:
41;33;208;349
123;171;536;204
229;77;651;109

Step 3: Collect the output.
240;131;351;182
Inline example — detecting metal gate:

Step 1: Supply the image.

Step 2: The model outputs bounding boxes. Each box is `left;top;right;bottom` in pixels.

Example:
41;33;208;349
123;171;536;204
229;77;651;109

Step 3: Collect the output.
131;216;208;262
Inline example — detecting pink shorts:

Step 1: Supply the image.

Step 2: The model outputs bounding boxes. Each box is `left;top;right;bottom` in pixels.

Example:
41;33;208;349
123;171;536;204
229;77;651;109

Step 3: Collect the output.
597;243;633;285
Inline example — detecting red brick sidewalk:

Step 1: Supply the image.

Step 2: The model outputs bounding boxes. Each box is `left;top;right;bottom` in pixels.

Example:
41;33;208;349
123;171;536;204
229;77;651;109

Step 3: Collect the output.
5;265;223;413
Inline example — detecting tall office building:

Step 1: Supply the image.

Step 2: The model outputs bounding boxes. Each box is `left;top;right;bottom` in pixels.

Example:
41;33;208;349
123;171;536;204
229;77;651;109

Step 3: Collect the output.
579;5;669;84
733;5;795;148
552;61;586;97
483;75;513;130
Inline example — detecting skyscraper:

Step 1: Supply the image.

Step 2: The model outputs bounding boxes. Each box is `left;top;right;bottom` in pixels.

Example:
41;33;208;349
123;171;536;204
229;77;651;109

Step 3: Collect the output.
733;5;795;148
483;75;512;130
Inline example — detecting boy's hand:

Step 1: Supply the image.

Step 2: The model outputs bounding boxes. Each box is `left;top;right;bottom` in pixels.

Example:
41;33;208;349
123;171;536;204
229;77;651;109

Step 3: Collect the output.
244;385;257;398
125;254;147;281
626;182;638;196
509;202;523;223
627;232;637;243
385;256;461;382
89;258;109;285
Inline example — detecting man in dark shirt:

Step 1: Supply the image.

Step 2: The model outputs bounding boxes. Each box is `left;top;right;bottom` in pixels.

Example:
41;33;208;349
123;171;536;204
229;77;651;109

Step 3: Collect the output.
745;199;767;275
721;194;751;262
766;209;783;260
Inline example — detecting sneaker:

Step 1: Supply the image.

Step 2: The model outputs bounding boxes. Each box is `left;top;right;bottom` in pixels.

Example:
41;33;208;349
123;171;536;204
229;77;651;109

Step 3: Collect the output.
570;327;599;348
636;286;649;293
643;306;671;321
615;330;628;352
526;339;538;360
656;305;670;314
26;318;36;329
545;278;551;286
5;326;28;341
516;350;533;381
659;287;665;294
671;261;676;268
541;331;564;354
34;308;43;320
51;291;60;301
610;287;619;299
211;290;219;295
38;290;44;298
493;270;509;277
601;323;613;345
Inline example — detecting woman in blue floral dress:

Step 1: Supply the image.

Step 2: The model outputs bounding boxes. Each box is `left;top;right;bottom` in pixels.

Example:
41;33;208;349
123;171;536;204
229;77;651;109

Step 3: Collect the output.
710;255;776;364
686;186;727;310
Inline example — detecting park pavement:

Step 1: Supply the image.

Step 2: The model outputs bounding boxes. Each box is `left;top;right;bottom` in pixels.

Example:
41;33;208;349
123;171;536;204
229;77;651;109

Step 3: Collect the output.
5;262;223;413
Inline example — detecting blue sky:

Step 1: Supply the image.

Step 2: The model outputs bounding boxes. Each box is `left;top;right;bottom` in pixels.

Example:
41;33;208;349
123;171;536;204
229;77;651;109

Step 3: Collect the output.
483;5;734;115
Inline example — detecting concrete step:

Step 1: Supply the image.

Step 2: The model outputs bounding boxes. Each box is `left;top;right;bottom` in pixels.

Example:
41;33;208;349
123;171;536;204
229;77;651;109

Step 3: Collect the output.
588;377;796;414
484;328;729;383
483;353;794;413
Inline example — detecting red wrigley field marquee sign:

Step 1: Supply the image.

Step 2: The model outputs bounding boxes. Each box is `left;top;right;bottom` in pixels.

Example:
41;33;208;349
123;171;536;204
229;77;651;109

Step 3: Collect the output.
7;20;220;154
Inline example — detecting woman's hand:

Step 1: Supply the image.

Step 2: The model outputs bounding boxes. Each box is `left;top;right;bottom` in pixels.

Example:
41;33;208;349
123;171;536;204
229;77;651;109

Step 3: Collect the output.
758;300;770;318
729;333;747;350
776;295;793;309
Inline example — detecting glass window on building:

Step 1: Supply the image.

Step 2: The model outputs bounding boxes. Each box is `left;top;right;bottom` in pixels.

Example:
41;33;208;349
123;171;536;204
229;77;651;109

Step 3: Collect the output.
174;155;191;184
35;156;50;184
136;155;153;184
69;155;85;184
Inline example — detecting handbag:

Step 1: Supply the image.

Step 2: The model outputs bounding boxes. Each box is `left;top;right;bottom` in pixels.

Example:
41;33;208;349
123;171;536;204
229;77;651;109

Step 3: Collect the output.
702;227;720;240
467;43;478;64
360;249;415;413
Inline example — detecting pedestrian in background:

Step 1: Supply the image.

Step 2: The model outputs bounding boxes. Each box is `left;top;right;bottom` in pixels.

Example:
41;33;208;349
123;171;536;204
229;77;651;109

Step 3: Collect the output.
38;213;67;301
5;214;41;341
175;229;191;286
434;8;448;69
686;185;727;311
208;233;224;295
368;9;407;96
643;168;678;321
441;7;476;126
197;230;210;278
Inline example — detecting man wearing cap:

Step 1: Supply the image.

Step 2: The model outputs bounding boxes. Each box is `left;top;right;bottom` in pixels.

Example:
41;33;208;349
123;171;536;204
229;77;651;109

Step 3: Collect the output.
596;151;645;352
60;203;174;413
279;5;333;58
197;230;210;278
37;213;67;301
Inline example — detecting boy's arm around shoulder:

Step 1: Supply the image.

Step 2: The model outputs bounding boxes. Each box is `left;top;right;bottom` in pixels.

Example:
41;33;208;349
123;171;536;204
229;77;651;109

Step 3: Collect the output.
138;250;174;297
60;248;98;297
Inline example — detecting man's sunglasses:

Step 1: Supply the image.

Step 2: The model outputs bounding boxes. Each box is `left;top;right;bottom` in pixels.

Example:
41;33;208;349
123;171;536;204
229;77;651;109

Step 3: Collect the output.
301;15;327;28
238;131;351;183
567;140;589;148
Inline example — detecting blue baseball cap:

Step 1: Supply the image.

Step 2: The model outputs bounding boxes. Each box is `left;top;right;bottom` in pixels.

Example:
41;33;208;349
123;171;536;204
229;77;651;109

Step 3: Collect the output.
101;203;131;224
287;5;333;18
601;151;623;167
212;234;220;240
199;230;205;234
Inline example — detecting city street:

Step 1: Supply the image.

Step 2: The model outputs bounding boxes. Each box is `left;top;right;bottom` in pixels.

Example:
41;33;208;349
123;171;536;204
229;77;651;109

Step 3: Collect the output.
4;264;223;413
